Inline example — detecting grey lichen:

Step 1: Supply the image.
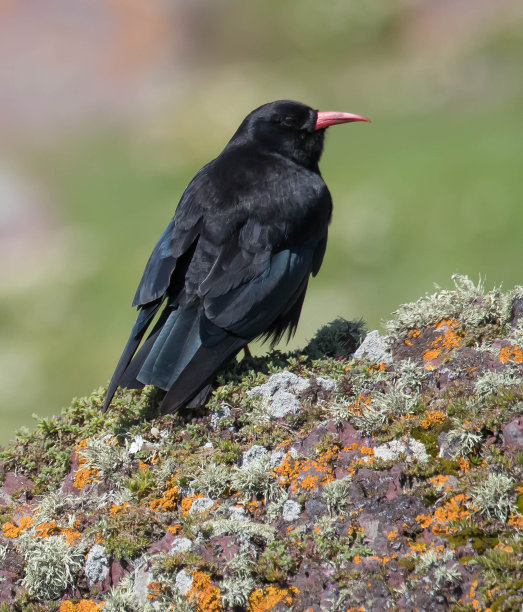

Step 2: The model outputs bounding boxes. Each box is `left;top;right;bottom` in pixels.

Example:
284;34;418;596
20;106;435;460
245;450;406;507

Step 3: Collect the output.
191;461;231;498
221;550;257;608
85;543;110;586
204;518;275;542
19;533;84;601
470;473;516;521
385;274;515;335
322;474;353;515
231;454;280;501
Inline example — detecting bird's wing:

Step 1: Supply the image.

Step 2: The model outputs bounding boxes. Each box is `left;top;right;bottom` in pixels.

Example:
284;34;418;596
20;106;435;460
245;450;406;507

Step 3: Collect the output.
132;212;201;307
199;216;323;343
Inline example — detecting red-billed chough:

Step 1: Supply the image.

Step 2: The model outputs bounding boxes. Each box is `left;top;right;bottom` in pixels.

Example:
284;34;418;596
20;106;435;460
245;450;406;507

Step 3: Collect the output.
103;100;370;413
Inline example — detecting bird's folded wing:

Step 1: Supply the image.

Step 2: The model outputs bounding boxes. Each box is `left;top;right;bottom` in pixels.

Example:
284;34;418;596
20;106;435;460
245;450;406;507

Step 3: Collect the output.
132;212;202;307
201;246;315;341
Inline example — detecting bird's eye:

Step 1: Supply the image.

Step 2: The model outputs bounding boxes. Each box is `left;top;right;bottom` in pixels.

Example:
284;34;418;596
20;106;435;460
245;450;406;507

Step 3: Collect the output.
281;116;298;128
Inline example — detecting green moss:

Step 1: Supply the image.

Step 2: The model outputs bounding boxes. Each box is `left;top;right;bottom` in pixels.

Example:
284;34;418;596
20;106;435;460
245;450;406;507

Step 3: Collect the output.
214;439;241;465
125;468;156;498
158;552;214;576
256;539;298;582
445;528;498;553
410;422;450;458
101;506;167;560
397;557;415;571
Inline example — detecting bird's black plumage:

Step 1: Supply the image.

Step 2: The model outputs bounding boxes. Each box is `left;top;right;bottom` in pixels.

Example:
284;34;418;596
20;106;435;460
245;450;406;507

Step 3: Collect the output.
103;100;368;413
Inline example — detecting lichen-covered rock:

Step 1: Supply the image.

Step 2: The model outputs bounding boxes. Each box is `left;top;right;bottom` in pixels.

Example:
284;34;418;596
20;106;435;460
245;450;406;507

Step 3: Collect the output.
353;329;392;363
0;277;522;610
85;544;109;586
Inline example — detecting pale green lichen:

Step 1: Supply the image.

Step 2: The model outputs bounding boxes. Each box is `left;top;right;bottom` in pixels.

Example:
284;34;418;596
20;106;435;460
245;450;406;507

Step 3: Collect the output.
230;455;280;501
474;368;522;398
446;423;483;458
203;518;275;542
385;274;516;335
470;473;516;521
191;461;231;498
434;563;463;589
322;475;353;515
102;574;157;612
78;434;129;479
351;402;389;433
19;533;84;601
220;550;257;608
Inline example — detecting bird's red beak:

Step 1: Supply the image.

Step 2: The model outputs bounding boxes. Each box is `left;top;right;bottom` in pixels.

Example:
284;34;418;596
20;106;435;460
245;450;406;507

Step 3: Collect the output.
315;111;371;131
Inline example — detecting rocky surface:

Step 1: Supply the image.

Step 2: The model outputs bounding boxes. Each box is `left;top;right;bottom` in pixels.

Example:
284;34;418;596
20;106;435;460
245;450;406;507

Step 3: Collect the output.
0;276;522;611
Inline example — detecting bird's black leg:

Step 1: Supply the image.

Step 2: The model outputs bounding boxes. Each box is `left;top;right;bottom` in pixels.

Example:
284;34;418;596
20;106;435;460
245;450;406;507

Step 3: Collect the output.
243;345;253;359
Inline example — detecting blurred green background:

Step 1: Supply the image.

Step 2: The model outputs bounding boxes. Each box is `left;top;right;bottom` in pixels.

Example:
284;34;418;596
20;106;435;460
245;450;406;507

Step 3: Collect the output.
1;0;522;444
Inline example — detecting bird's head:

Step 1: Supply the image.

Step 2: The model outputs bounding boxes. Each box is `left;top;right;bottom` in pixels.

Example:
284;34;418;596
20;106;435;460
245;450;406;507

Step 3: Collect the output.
230;100;370;169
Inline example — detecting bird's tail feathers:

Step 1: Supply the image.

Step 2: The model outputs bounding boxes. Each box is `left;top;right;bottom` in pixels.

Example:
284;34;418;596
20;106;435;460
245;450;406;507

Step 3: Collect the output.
102;301;161;412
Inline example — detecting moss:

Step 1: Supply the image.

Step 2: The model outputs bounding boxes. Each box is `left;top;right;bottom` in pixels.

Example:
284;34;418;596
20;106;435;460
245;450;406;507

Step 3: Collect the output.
124;468;156;498
445;528;498;553
409;425;444;458
101;506;167;560
256;540;298;583
397;557;415;571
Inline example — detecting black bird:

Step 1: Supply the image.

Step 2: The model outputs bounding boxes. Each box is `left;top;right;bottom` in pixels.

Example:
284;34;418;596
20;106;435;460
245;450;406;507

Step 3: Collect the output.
103;100;369;413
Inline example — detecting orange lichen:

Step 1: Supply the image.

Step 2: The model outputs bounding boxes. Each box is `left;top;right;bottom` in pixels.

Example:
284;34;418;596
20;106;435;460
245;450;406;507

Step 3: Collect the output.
415;513;433;529
187;571;223;612
459;457;471;473
34;520;82;545
425;494;473;535
272;445;340;493
408;541;427;553
423;319;462;368
429;474;450;489
109;502;129;515
494;541;513;553
147;581;165;600
387;529;399;541
149;476;180;512
248;585;299;612
405;329;420;346
423;348;441;362
499;345;523;364
168;523;182;534
181;494;204;517
2;514;35;538
508;513;523;529
61;527;82;545
73;440;100;490
59;601;104;612
35;521;60;538
420;410;446;429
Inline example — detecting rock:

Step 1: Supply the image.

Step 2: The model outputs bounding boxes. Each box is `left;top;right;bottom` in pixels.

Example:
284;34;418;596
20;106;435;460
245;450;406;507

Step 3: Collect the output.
0;472;34;506
282;500;302;522
134;559;154;604
175;569;193;595
188;497;214;515
267;390;301;418
242;445;268;467
85;544;109;586
354;330;391;364
503;413;523;450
